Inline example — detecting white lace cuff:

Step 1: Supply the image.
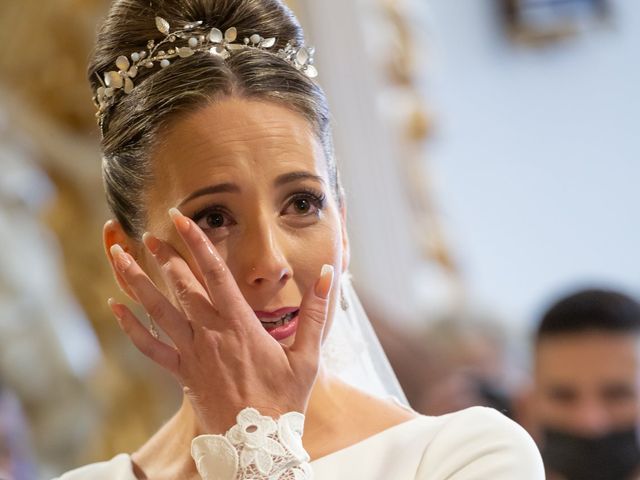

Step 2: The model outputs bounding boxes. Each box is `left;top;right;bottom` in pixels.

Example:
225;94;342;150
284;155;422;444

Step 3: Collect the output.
191;407;312;480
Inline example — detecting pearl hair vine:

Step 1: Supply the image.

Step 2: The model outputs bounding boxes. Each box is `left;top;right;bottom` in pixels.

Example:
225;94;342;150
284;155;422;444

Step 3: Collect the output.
92;16;318;132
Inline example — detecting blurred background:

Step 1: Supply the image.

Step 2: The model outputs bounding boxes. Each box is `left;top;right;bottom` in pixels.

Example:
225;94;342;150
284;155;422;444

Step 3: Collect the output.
0;0;637;477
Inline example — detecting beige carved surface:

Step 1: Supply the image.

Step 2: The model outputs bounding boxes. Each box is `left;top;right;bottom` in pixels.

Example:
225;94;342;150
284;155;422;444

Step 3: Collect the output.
378;0;459;280
0;0;179;469
0;0;101;133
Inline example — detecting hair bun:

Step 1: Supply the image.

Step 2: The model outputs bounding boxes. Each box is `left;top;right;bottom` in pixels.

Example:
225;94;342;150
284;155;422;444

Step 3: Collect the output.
89;0;303;89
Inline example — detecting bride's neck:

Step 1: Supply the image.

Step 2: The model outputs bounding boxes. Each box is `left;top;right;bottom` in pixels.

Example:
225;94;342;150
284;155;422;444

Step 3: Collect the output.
131;396;200;479
302;363;352;436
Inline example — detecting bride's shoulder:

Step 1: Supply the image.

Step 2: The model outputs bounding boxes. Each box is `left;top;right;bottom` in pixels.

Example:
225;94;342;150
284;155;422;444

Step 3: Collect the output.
53;453;135;480
425;406;531;440
417;406;544;478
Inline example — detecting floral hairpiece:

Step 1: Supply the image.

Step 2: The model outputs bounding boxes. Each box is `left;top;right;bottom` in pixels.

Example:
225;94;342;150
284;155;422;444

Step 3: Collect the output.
93;16;318;132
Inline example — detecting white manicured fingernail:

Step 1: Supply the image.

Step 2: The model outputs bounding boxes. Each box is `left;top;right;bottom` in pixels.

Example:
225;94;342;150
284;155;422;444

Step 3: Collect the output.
321;264;333;278
169;207;190;232
110;244;131;271
315;264;334;299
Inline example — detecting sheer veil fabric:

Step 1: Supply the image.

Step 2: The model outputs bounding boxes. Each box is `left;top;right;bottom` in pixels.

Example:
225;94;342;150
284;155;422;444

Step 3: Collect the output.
321;273;408;405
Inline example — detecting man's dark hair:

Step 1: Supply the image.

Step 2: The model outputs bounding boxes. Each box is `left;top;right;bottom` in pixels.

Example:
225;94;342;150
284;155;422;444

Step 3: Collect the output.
536;288;640;342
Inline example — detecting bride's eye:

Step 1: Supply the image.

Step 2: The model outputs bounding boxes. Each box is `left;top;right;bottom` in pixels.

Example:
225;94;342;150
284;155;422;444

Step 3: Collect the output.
192;206;235;231
283;190;326;217
293;197;311;213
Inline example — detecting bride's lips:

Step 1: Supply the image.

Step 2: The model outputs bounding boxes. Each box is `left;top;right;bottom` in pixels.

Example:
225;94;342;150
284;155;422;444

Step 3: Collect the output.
254;307;299;341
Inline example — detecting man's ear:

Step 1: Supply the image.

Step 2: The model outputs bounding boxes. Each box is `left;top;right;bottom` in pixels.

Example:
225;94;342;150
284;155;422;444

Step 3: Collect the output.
103;219;139;302
340;203;350;273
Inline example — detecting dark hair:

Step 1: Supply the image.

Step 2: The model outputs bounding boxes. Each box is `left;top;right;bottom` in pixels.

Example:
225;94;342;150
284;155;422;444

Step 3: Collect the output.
535;288;640;342
88;0;339;238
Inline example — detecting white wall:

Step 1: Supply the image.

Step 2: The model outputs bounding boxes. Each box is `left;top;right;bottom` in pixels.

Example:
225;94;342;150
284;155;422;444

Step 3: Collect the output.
296;0;425;324
425;0;640;325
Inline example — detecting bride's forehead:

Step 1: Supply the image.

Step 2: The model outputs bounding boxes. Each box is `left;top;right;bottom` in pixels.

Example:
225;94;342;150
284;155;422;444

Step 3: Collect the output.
161;98;315;147
151;99;327;181
159;154;324;185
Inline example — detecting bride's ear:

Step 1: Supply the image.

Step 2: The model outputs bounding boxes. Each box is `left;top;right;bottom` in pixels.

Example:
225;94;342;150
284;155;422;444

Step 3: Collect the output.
103;219;139;302
340;204;350;273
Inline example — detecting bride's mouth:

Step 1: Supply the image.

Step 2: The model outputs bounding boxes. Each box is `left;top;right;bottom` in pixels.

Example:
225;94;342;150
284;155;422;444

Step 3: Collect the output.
255;308;300;341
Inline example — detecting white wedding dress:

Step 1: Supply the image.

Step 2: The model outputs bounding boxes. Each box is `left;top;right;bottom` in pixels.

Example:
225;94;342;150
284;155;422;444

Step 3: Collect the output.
55;279;544;479
56;406;543;479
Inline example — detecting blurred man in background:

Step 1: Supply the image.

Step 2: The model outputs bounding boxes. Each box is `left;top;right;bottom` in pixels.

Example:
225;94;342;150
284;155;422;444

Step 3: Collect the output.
525;288;640;480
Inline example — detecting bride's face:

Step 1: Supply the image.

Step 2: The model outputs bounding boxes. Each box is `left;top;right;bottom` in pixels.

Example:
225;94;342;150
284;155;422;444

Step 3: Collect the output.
136;98;347;346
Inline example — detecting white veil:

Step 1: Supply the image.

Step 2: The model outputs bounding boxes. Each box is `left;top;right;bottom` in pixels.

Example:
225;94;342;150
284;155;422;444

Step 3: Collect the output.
321;273;408;406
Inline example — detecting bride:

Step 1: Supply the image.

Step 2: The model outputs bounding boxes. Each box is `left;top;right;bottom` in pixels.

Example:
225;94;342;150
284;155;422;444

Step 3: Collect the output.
57;0;543;478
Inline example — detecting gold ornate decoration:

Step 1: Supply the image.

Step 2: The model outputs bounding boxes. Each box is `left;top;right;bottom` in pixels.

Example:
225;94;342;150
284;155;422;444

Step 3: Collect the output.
380;0;459;277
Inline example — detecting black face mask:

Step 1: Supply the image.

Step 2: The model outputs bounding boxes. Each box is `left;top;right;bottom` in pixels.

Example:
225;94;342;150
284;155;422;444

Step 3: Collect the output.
541;426;640;480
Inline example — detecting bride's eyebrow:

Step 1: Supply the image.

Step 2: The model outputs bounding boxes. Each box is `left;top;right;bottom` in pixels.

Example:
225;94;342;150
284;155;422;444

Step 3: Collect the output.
178;171;325;207
178;182;240;206
274;171;325;187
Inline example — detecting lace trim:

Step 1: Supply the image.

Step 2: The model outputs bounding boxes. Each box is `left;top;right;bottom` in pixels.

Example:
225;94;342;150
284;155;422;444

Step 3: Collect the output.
191;407;312;479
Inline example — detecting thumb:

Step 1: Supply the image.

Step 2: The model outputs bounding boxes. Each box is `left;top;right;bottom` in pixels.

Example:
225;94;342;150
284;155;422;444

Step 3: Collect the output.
288;264;334;367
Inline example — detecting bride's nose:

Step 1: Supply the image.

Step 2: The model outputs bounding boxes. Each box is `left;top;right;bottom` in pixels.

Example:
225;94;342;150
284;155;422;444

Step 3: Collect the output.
240;217;293;286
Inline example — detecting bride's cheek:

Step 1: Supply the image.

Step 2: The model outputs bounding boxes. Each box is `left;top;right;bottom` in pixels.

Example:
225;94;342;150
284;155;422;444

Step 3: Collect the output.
137;255;165;293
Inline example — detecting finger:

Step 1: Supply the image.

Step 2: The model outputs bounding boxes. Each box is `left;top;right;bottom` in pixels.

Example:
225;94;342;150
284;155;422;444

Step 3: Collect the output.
109;298;180;376
168;208;245;317
288;264;334;370
143;232;216;329
110;244;192;347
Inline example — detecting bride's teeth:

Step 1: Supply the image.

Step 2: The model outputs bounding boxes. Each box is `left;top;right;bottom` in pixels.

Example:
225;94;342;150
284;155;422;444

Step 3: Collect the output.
259;310;298;329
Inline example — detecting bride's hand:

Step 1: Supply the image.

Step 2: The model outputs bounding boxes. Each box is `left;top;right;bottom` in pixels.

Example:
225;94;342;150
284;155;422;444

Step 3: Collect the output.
107;208;334;434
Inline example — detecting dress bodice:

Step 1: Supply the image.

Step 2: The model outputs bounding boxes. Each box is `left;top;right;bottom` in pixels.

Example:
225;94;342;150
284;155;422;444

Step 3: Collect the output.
55;407;544;479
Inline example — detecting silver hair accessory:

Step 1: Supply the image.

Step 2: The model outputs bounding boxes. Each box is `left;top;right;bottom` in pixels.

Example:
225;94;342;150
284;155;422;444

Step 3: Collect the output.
93;16;318;132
